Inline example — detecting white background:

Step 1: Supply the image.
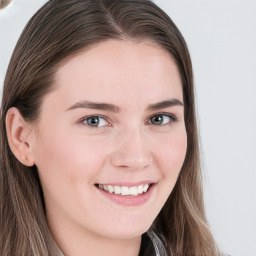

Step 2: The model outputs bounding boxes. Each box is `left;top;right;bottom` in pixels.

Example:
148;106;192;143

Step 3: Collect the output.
0;1;255;255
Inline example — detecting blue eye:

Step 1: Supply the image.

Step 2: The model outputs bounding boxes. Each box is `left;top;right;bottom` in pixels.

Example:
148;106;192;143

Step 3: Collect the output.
149;113;177;125
82;116;109;128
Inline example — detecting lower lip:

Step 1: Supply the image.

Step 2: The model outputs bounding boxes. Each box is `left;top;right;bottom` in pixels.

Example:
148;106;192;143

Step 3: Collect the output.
96;184;155;207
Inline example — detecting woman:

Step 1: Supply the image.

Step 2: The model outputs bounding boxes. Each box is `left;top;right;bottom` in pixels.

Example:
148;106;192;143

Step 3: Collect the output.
0;0;225;255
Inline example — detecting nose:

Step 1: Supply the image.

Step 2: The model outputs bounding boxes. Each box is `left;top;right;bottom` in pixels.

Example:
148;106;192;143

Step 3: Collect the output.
109;128;153;171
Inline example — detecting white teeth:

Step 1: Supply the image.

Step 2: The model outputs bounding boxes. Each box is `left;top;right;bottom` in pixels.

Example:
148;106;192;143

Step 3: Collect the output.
107;185;114;193
143;184;149;192
121;186;130;196
138;185;144;194
97;184;151;196
130;186;138;196
114;186;121;195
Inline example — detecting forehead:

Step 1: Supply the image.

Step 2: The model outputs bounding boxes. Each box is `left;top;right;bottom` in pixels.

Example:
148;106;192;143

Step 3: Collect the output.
50;39;183;110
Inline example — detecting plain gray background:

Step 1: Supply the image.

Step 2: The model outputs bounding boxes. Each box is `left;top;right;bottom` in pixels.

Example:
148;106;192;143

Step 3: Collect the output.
0;1;255;255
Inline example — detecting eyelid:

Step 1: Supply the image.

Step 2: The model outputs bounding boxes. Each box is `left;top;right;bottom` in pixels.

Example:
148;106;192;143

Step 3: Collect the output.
77;115;111;129
146;112;177;124
77;112;178;129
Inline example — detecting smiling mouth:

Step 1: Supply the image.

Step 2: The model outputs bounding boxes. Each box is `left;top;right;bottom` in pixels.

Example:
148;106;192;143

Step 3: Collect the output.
95;183;153;196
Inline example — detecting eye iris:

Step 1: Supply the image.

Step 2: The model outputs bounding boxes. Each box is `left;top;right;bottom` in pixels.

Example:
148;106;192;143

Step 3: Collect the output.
87;116;99;126
151;115;163;125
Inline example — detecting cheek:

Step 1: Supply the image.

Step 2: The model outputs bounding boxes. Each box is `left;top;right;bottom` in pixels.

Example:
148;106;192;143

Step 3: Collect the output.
33;127;110;197
33;130;112;222
154;129;187;195
157;131;187;173
151;131;187;211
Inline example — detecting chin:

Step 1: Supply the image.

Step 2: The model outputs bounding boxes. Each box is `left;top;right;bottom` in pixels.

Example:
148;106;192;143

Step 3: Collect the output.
97;218;153;240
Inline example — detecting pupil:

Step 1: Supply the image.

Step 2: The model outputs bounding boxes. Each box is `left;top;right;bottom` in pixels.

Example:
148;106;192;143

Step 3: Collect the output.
88;116;99;126
152;115;163;125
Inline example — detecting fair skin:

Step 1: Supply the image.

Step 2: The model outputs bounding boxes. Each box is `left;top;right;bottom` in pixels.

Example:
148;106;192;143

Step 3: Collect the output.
6;40;187;256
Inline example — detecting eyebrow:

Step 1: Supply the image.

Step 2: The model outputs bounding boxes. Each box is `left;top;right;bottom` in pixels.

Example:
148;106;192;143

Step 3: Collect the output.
66;99;184;113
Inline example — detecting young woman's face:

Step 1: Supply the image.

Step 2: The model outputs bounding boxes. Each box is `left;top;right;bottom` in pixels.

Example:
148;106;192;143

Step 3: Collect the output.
30;40;187;240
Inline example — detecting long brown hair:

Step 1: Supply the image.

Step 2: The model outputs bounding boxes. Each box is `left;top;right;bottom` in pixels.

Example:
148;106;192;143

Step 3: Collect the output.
0;0;223;255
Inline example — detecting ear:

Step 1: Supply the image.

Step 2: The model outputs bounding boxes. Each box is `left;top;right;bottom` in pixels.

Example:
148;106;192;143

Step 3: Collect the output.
5;107;35;167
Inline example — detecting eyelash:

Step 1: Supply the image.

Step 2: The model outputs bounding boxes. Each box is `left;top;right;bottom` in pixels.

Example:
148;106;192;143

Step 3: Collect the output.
78;112;177;129
78;112;178;130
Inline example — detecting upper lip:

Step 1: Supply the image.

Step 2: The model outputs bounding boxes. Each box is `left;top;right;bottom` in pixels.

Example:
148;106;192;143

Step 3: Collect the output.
95;180;157;187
